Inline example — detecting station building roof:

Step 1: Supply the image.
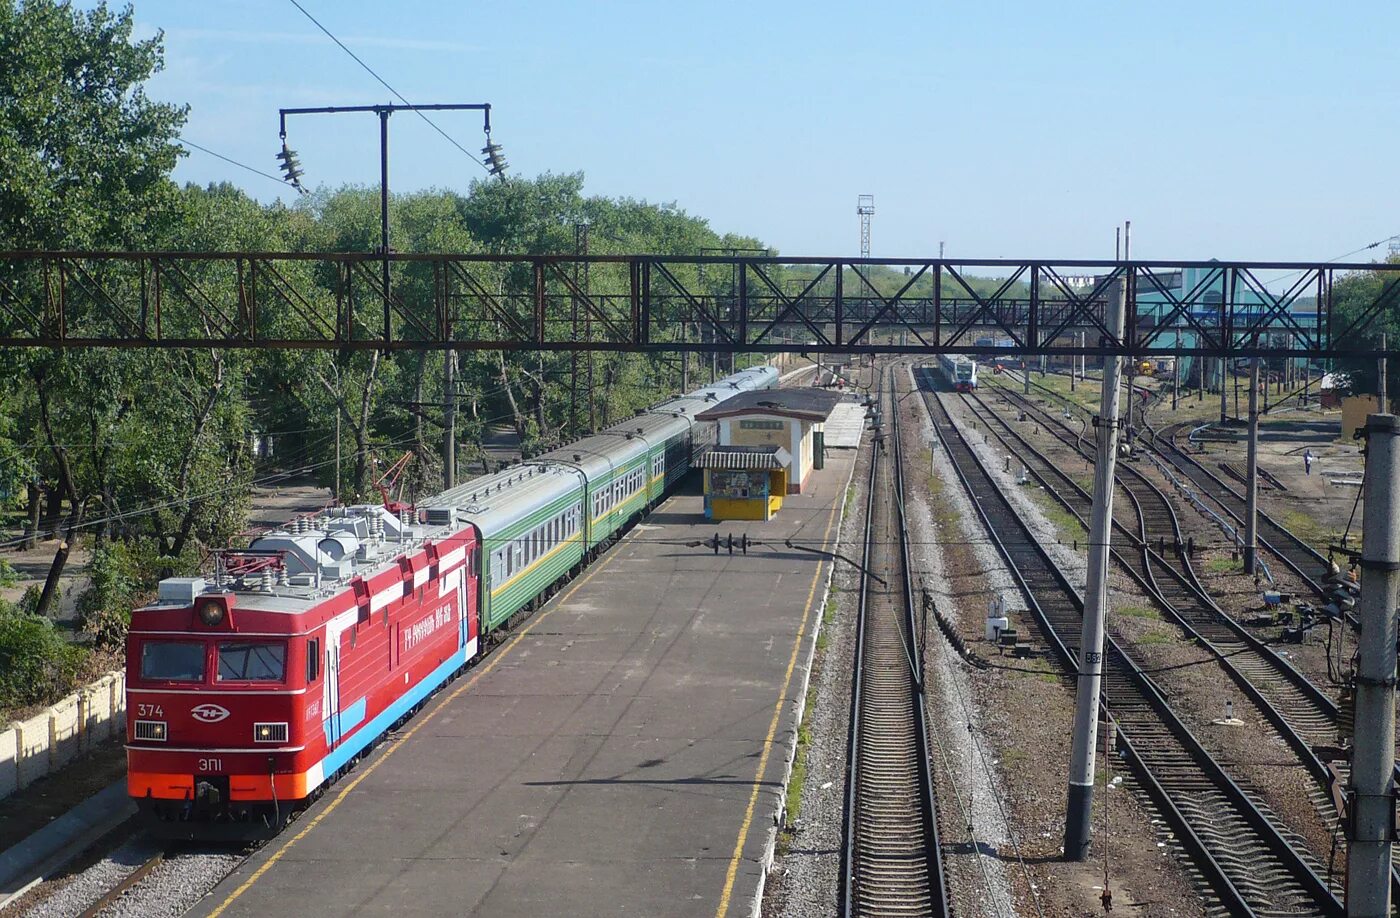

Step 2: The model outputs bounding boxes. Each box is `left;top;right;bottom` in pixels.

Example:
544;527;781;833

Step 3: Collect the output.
694;388;847;423
695;445;792;471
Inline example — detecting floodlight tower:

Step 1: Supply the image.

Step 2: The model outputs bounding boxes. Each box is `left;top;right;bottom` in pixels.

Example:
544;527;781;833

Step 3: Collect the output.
857;194;874;259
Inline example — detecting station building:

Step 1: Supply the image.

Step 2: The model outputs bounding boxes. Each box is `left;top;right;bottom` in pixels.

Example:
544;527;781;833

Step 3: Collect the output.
695;388;847;520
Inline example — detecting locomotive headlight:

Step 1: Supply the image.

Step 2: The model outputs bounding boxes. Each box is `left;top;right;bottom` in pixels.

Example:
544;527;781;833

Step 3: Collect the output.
135;720;167;741
197;600;225;627
254;722;289;743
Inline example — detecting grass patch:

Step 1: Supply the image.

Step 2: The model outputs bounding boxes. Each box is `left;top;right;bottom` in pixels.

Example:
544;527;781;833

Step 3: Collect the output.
1205;556;1243;574
1028;488;1088;543
784;707;815;829
1281;509;1344;556
815;591;840;652
843;483;857;517
1117;604;1159;620
1136;628;1176;645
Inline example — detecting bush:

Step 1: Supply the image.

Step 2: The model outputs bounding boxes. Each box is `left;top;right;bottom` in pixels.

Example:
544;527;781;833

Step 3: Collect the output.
0;599;87;713
77;539;192;650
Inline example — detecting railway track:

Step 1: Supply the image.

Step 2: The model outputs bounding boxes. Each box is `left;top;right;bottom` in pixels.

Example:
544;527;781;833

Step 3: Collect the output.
982;374;1400;906
973;383;1345;758
1151;422;1336;597
74;850;165;918
916;368;1342;917
1011;368;1339;600
841;367;948;917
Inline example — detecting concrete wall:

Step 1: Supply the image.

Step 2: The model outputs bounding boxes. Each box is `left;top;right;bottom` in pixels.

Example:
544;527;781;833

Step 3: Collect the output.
0;671;124;801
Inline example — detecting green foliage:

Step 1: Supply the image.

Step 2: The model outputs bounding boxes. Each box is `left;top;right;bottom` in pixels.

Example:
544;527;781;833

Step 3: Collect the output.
1329;262;1400;397
0;598;87;714
0;559;17;589
0;0;187;250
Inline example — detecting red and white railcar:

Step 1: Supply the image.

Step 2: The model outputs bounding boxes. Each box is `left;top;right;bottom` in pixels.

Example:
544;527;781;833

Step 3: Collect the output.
125;505;479;838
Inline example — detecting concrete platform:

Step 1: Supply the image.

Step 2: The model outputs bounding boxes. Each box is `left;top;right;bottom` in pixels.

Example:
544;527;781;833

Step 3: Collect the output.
193;450;856;918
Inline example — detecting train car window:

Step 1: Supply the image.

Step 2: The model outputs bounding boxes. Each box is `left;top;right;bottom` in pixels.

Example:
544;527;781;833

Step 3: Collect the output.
140;641;206;682
307;638;320;683
217;642;286;682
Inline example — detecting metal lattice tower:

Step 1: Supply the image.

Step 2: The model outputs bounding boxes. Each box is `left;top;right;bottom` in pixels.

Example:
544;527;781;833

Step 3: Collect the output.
857;194;874;259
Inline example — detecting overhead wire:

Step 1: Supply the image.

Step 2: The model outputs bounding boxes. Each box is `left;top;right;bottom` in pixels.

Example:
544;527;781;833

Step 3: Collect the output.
176;138;291;189
284;0;495;178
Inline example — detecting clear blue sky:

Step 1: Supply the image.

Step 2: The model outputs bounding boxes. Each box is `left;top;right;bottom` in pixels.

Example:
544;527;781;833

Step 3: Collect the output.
121;0;1397;263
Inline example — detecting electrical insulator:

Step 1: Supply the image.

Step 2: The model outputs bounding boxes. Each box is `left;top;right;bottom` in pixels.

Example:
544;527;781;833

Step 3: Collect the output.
276;142;305;191
481;141;508;179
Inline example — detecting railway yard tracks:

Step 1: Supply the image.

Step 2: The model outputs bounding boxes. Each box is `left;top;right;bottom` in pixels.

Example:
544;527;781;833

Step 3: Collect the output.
1151;422;1337;598
978;375;1400;904
915;367;1343;916
841;368;948;917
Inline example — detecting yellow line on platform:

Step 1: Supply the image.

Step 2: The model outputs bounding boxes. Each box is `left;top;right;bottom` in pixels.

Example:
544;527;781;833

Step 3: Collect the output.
204;509;653;918
714;494;842;918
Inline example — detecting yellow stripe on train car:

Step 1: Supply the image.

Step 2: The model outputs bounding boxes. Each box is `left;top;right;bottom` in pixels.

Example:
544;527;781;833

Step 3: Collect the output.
490;534;585;596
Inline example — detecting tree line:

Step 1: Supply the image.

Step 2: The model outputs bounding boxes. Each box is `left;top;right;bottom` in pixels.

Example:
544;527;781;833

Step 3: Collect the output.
0;0;771;716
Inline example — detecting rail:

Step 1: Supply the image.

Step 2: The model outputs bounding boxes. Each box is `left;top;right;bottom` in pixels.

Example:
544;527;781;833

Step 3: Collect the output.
917;368;1342;916
840;366;948;917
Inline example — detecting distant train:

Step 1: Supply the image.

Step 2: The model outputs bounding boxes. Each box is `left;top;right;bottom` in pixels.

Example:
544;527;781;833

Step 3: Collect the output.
124;366;779;839
937;354;979;392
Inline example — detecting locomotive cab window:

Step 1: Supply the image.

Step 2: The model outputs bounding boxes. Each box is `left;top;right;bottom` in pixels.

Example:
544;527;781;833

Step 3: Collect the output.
140;640;206;682
217;642;287;682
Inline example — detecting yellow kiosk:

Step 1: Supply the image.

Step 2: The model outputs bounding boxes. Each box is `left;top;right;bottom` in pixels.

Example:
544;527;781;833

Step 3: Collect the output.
697;445;791;521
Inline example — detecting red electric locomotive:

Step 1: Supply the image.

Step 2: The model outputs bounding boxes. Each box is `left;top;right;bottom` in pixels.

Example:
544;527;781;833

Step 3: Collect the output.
125;504;479;838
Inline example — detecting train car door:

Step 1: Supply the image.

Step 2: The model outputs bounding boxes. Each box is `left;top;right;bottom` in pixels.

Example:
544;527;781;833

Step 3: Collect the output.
323;641;341;748
323;613;353;749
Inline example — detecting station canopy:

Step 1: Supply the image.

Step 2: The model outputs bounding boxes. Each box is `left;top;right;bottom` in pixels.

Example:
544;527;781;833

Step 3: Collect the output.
695;445;792;471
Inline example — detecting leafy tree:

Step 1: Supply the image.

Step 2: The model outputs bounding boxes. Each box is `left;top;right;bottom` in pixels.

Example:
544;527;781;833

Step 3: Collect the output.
0;0;186;250
0;0;189;618
1329;260;1400;398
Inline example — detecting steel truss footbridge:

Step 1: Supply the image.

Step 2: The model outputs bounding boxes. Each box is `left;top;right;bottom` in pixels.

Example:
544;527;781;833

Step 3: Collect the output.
0;252;1396;357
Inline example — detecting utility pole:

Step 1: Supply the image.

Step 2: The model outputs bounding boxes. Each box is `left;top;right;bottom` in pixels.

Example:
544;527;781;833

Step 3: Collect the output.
1064;274;1131;862
334;411;342;504
1243;358;1260;575
1220;358;1228;423
443;347;456;489
1380;332;1389;413
580;224;594;431
1346;413;1400;916
276;103;498;345
1065;277;1126;861
1172;329;1180;410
